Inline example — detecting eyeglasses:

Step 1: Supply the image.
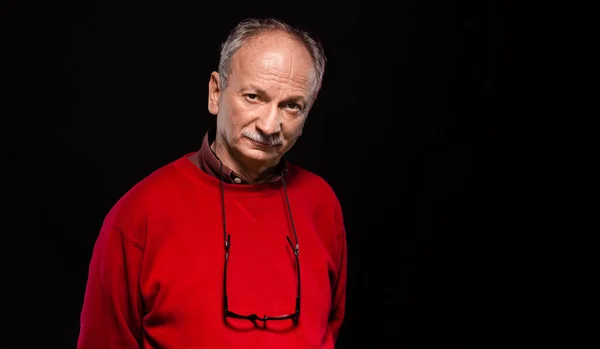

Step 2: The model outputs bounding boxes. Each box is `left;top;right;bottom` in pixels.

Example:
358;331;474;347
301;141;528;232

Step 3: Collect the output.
219;163;300;324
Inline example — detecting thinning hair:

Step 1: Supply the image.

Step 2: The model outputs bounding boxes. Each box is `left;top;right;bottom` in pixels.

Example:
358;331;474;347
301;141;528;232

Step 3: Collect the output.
217;18;326;103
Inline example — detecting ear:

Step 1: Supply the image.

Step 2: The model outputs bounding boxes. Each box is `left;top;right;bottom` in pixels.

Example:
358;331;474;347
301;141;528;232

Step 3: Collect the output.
208;71;221;115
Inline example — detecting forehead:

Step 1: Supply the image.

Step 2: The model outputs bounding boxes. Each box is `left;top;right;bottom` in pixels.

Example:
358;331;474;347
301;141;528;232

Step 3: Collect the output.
230;31;316;94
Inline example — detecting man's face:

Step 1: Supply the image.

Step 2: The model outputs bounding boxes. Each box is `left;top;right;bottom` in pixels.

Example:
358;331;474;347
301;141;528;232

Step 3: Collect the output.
208;31;316;171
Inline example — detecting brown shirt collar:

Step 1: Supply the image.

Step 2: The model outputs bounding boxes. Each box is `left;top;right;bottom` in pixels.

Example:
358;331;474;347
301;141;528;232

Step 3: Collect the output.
196;126;287;184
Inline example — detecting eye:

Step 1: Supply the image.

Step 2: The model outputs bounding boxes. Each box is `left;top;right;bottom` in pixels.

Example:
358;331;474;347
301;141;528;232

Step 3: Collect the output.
286;102;302;111
246;93;258;100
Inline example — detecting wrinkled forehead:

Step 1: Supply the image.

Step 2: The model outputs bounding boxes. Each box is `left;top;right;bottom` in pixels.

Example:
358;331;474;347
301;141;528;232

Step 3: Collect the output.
231;32;317;95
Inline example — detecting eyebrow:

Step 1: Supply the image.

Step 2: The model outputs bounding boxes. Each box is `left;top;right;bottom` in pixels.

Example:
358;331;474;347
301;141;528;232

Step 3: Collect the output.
242;85;308;105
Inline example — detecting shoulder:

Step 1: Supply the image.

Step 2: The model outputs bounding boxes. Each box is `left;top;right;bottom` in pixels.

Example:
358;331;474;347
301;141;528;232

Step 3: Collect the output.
116;158;186;207
102;156;192;244
288;163;337;194
287;163;343;212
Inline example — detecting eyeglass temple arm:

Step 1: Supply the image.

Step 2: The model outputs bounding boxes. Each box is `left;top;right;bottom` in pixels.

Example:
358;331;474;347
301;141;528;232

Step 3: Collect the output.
286;236;301;316
223;234;231;312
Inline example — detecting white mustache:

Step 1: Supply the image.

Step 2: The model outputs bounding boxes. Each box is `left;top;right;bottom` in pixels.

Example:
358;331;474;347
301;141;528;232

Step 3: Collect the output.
242;130;283;146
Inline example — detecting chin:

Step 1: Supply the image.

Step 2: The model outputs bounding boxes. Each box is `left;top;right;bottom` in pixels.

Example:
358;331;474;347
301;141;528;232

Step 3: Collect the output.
245;148;278;161
238;146;280;165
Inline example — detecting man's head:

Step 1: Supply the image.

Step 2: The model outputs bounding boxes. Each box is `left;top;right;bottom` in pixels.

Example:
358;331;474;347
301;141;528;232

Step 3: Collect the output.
207;18;326;180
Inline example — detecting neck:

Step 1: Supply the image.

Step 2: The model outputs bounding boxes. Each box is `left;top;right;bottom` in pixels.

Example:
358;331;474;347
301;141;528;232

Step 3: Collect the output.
211;139;278;183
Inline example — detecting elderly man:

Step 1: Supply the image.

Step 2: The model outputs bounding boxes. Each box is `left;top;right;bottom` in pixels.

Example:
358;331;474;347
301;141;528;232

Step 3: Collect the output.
78;17;347;348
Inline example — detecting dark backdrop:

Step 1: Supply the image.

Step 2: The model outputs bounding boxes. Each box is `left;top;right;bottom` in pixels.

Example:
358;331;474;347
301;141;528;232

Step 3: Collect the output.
2;0;546;348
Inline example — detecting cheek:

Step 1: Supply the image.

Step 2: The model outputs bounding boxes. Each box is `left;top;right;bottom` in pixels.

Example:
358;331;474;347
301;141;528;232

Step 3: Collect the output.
283;119;305;140
219;98;246;134
228;99;259;127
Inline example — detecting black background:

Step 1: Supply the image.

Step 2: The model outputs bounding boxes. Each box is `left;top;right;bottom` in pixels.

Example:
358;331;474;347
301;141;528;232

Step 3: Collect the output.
2;0;549;348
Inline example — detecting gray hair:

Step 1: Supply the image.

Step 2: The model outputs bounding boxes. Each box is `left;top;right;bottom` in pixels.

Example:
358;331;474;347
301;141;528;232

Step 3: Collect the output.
218;18;326;103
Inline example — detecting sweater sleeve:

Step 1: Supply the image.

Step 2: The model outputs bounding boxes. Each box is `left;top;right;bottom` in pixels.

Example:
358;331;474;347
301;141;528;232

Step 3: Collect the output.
329;200;348;342
77;223;144;349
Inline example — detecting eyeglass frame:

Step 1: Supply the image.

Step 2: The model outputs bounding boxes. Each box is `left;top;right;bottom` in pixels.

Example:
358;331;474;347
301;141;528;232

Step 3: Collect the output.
219;162;300;324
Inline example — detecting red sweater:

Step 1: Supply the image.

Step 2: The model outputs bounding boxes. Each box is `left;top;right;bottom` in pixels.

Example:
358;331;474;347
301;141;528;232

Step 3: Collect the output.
77;153;347;348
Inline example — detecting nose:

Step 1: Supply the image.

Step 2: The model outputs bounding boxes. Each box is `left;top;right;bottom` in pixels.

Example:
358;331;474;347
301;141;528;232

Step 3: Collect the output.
255;104;282;137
